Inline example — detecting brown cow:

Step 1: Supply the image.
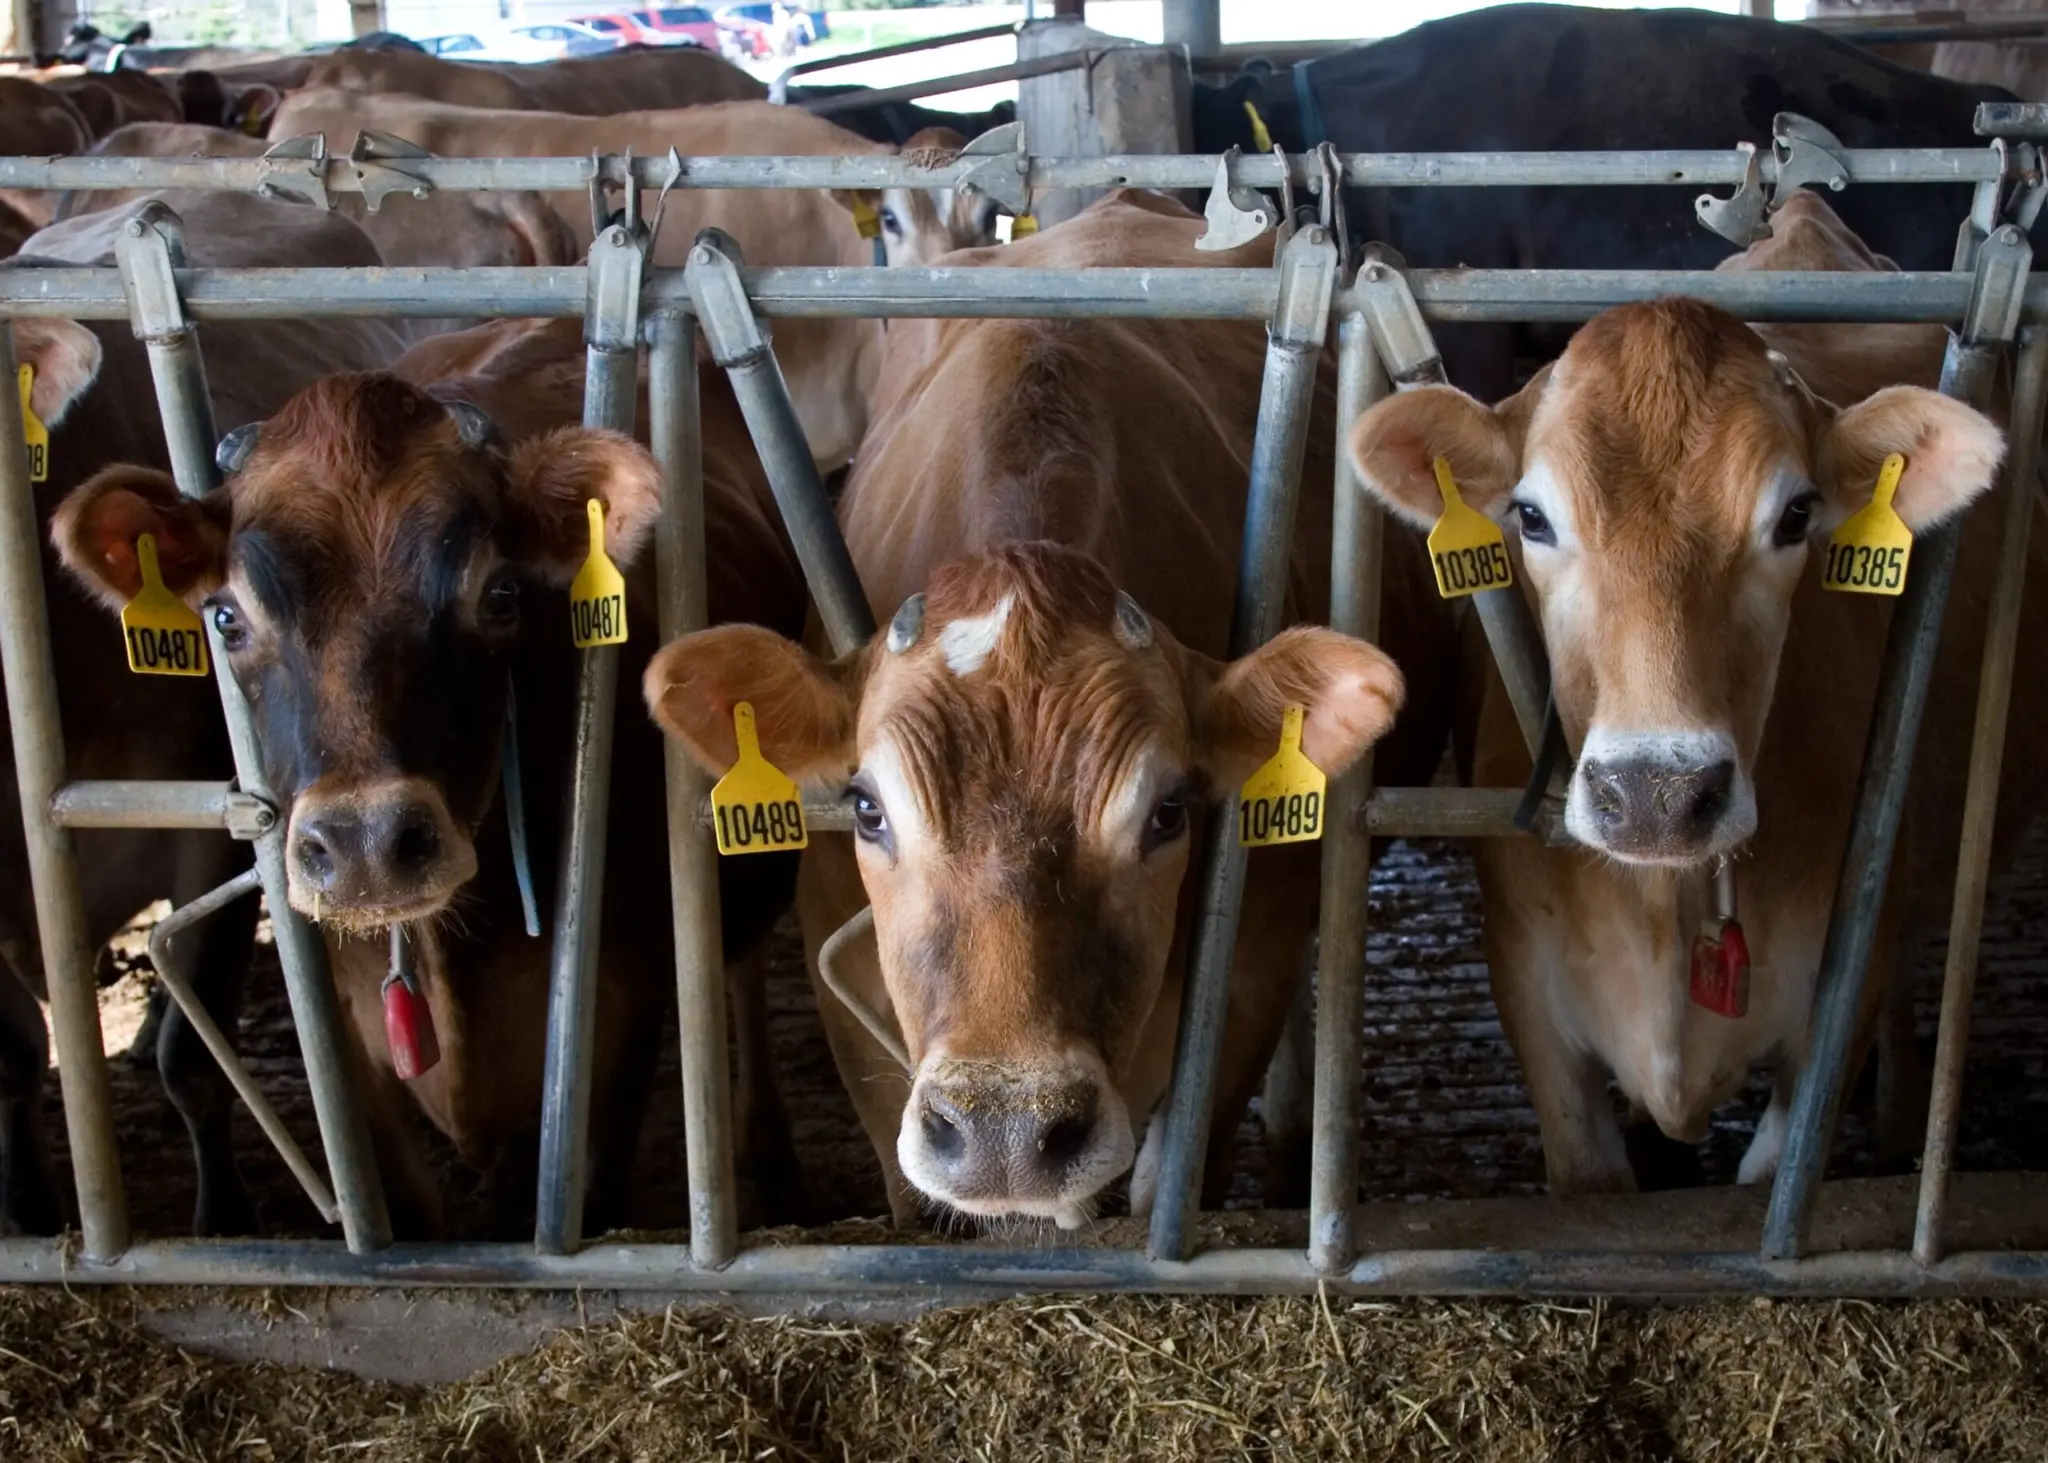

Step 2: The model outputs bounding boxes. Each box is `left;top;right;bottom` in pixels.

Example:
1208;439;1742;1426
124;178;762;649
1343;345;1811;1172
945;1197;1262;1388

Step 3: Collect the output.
0;198;415;1236
1344;191;2044;1192
46;70;182;139
0;78;93;231
299;44;764;112
52;331;809;1236
644;192;1456;1227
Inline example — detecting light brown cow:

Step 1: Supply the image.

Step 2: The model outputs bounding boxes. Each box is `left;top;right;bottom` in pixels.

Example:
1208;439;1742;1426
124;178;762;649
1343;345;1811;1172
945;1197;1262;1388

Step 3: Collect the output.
0;78;93;231
645;191;1457;1227
299;44;765;112
46;70;183;138
265;93;1001;470
1345;191;2046;1192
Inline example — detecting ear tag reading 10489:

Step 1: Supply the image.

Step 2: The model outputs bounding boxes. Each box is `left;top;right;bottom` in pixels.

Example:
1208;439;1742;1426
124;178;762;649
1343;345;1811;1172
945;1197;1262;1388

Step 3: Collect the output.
1822;452;1912;596
851;196;881;240
1238;704;1327;848
18;365;46;483
1427;457;1513;599
121;533;209;677
711;701;808;855
569;498;627;648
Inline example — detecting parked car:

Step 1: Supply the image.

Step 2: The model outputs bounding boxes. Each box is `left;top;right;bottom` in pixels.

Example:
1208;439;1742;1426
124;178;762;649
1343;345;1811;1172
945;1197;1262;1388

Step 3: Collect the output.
414;24;617;61
511;21;622;57
576;13;658;47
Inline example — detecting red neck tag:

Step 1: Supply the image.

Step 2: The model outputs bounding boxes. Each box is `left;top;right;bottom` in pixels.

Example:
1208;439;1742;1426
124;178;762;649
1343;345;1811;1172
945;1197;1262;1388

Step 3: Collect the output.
1689;919;1751;1019
383;975;441;1080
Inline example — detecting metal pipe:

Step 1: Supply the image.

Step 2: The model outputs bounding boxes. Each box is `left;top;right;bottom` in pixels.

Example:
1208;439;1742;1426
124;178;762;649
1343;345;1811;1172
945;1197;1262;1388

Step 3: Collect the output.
647;311;738;1269
799;52;1089;116
49;780;236;830
145;868;339;1224
683;233;875;653
773;23;1018;102
1149;226;1339;1262
1163;0;1222;59
534;231;641;1256
1470;589;1553;762
1308;313;1389;1275
0;324;128;1260
1914;324;2048;1266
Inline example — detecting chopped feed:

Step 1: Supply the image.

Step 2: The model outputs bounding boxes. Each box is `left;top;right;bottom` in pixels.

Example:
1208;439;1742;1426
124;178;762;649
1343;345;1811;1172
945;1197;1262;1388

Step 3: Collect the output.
4;1288;2046;1461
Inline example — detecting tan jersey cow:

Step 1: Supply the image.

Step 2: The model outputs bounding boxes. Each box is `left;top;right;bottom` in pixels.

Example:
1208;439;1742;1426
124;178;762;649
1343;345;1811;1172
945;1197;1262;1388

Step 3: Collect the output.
645;191;1458;1227
299;44;764;112
1346;192;2045;1192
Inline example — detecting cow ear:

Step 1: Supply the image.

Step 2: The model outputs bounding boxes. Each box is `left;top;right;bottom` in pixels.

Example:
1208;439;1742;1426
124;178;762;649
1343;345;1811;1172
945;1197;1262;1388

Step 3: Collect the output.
15;319;103;429
52;466;228;611
1819;385;2006;532
503;427;662;580
1191;626;1406;791
1346;381;1529;531
644;626;860;789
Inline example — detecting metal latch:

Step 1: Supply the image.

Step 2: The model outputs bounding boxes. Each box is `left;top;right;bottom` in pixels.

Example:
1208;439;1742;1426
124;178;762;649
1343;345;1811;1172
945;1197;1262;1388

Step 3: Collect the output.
348;131;433;213
113;202;190;344
954;120;1032;219
1351;244;1444;386
1697;140;1769;247
1771;112;1849;200
223;788;277;841
1195;145;1276;253
256;133;331;211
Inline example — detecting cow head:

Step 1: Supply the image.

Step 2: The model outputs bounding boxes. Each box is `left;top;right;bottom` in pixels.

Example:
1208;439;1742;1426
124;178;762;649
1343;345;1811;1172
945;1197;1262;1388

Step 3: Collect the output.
1349;298;2003;867
54;372;660;931
835;128;1001;266
646;542;1401;1222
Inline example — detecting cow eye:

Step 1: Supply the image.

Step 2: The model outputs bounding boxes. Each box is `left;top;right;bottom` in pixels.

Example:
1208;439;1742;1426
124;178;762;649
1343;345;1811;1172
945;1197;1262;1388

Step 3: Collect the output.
209;600;248;650
1773;491;1820;548
1513;500;1555;547
848;784;890;846
1143;790;1190;854
879;206;903;238
483;576;521;625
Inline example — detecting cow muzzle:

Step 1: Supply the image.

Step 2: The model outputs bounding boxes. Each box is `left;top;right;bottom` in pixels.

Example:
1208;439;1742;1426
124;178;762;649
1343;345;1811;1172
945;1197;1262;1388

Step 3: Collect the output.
286;777;477;929
1565;730;1754;866
896;1052;1135;1227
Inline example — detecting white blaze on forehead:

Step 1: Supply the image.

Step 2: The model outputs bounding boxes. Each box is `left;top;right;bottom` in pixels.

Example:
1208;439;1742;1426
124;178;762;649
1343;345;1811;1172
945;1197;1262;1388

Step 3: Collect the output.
938;591;1015;677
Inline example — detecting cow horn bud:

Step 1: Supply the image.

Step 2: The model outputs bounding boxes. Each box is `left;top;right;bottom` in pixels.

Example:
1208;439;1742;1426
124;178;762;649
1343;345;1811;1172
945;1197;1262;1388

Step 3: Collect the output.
214;422;260;477
886;592;926;654
1113;590;1152;650
446;400;496;449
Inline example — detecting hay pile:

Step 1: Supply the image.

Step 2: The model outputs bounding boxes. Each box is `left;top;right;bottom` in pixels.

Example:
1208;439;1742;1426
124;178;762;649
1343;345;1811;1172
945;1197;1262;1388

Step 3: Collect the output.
4;1287;2047;1461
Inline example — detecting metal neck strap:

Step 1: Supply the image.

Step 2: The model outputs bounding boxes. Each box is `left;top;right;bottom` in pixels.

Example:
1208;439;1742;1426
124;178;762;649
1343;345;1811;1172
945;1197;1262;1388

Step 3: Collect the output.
816;904;910;1074
502;672;541;938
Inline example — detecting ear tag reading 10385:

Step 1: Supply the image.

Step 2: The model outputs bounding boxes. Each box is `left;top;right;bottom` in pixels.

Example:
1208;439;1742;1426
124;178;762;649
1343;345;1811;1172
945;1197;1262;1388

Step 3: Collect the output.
711;701;808;855
1427;456;1513;599
851;196;881;240
568;498;627;648
121;533;208;677
1822;452;1911;596
1238;704;1326;848
18;364;46;483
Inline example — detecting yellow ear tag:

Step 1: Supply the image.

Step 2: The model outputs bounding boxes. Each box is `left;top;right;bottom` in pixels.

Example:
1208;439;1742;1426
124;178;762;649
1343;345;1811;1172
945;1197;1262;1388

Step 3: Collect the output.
1243;100;1274;154
1426;456;1513;599
995;213;1038;245
18;364;47;483
120;533;209;677
1238;704;1326;848
851;196;881;240
1822;452;1912;596
710;701;808;855
568;498;627;648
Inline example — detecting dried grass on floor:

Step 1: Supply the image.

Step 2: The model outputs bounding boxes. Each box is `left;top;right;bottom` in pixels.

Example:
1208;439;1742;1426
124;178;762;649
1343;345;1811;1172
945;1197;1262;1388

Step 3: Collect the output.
4;1287;2047;1461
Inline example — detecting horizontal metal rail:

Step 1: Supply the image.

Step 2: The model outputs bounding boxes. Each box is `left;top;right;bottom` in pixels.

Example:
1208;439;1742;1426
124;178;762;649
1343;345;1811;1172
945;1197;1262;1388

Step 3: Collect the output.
798;52;1089;116
0;147;2012;197
772;21;1018;101
48;779;239;830
1;1237;2044;1296
0;266;2035;324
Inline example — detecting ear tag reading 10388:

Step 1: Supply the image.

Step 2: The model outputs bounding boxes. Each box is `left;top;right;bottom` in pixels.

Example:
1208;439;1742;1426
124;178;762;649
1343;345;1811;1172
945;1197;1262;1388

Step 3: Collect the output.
1427;456;1513;599
121;533;208;677
1822;452;1911;596
569;498;627;648
711;701;808;855
18;365;46;483
1238;704;1327;848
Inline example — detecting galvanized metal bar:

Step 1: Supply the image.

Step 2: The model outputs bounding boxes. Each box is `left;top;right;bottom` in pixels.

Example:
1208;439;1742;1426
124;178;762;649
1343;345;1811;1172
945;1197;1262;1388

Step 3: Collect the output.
115;211;394;1255
1150;225;1339;1263
647;310;739;1268
683;232;875;654
1471;589;1554;761
1914;323;2048;1266
1308;312;1389;1275
0;323;127;1259
799;52;1088;116
1762;224;2032;1262
535;224;643;1257
774;22;1017;100
48;779;260;832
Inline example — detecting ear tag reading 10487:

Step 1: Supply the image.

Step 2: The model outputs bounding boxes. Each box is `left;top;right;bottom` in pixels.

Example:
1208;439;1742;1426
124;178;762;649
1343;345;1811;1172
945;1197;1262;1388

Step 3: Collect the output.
1238;704;1327;848
851;196;881;240
1822;452;1912;596
121;533;209;677
18;365;46;483
1427;456;1513;599
569;498;627;648
711;701;808;855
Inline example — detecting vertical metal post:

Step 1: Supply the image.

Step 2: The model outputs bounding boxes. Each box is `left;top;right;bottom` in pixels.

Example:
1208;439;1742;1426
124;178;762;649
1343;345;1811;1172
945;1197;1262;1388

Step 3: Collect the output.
115;208;393;1253
1913;323;2048;1266
0;323;128;1258
1149;225;1338;1262
1761;223;2030;1261
535;222;642;1255
1162;0;1220;60
1306;313;1388;1275
647;310;739;1267
682;231;876;654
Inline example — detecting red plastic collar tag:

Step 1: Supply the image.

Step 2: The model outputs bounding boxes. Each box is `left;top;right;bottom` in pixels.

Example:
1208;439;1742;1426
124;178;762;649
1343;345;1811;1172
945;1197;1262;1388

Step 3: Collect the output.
383;973;441;1080
1689;919;1751;1019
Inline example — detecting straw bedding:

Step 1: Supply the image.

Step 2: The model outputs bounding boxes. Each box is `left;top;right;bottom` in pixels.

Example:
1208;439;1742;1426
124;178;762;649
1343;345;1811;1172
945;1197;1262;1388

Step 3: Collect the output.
5;1286;2046;1461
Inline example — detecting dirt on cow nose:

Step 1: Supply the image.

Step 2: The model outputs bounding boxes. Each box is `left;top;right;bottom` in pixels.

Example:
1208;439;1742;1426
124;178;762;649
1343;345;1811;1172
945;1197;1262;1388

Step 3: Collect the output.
1580;757;1737;858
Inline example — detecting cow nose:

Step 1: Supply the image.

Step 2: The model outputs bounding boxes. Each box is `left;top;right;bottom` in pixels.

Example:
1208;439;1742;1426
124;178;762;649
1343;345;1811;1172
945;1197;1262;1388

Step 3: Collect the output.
914;1076;1103;1189
290;796;449;900
1579;757;1737;857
